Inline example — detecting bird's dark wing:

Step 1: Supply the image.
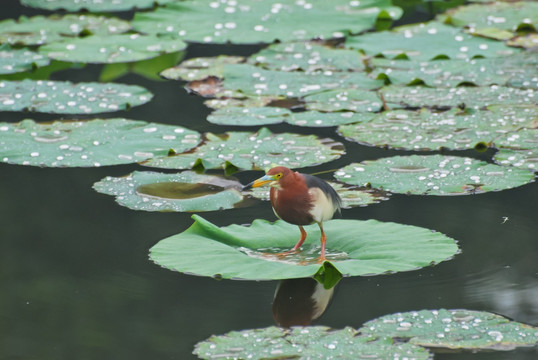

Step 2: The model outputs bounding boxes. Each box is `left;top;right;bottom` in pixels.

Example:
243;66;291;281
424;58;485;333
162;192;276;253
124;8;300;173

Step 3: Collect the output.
303;174;342;214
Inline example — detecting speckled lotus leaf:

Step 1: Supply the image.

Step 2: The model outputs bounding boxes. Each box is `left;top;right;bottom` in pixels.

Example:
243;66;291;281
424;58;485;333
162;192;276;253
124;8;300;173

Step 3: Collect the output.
248;180;388;209
249;41;366;72
346;21;518;61
361;309;538;351
0;79;153;114
381;85;535;109
207;106;376;127
0;14;131;46
160;56;245;81
303;89;383;112
194;326;431;360
371;51;538;88
494;148;538;172
204;96;275;110
143;127;344;171
493;128;538;150
334;154;535;195
39;34;186;64
439;2;538;37
93;171;243;212
507;34;538;49
132;0;402;44
21;0;175;12
0;118;200;167
0;45;50;74
338;106;538;151
150;214;458;285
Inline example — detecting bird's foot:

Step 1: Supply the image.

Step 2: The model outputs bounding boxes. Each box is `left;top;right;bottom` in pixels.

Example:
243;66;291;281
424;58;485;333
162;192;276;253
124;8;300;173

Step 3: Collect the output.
315;256;327;264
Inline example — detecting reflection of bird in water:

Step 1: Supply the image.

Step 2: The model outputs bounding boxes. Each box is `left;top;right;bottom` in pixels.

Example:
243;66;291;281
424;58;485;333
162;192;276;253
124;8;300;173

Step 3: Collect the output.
273;278;334;327
246;166;342;261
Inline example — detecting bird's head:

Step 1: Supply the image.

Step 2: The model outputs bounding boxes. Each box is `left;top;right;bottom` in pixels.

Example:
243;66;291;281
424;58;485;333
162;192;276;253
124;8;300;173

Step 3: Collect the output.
244;166;294;189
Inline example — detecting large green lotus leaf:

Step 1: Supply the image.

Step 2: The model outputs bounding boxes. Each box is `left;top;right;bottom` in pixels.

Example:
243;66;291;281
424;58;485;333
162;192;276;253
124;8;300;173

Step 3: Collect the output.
303;89;383;112
338;106;538;151
132;0;402;44
372;51;538;88
493;127;538;150
361;309;538;350
39;34;186;64
150;214;458;283
507;33;538;49
494;148;538;172
160;56;245;81
93;171;243;212
334;154;535;195
0;45;50;74
217;63;383;98
248;181;389;209
143;127;344;171
0;118;200;167
440;2;538;37
346;21;518;60
249;41;366;72
0;14;131;46
0;79;152;114
381;85;535;109
207;107;376;127
21;0;175;12
194;326;431;360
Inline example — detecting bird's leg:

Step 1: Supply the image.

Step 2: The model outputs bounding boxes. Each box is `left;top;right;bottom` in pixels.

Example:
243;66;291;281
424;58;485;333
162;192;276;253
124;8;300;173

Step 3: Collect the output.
317;222;327;263
292;226;307;251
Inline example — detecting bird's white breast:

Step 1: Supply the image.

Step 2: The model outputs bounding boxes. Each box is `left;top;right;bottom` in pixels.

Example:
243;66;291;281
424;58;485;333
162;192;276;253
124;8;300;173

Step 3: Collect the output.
308;187;335;223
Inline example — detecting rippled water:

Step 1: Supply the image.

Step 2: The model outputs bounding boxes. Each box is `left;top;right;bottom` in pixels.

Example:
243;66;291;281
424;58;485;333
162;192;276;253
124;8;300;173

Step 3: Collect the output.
1;1;537;359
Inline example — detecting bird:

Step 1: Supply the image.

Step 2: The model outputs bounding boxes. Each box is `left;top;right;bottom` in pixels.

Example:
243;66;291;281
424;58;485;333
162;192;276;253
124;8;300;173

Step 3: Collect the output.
245;166;342;261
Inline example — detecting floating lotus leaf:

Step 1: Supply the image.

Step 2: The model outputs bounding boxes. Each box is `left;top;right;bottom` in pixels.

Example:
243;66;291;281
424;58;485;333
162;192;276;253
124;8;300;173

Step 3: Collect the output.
0;45;50;74
372;52;538;88
160;56;245;81
0;79;152;114
334;154;535;195
194;326;431;360
346;21;518;60
440;2;538;38
204;96;275;110
493;128;538;150
338;106;538;151
150;214;458;286
21;0;175;12
132;0;402;44
248;181;388;208
0;118;200;167
207;107;376;127
93;171;243;212
381;85;535;109
249;41;366;72
0;14;131;46
303;89;383;112
39;34;187;64
361;309;538;351
494;148;538;172
143;127;344;171
507;33;538;49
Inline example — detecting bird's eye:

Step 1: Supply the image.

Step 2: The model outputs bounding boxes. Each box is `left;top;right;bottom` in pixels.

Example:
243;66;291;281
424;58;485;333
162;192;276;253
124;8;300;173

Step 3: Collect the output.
276;172;282;178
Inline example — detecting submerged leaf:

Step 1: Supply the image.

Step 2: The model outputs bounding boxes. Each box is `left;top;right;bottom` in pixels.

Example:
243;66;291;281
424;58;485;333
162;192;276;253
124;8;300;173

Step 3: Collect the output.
361;309;538;350
150;214;458;285
0;79;152;114
94;171;243;212
0;118;200;167
335;154;535;195
194;326;431;360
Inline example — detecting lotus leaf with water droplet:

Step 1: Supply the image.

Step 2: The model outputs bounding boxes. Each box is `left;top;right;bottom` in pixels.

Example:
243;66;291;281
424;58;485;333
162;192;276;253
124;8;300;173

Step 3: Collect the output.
361;309;538;351
335;154;535;195
0;14;131;46
346;21;518;60
39;34;186;64
494;148;538;172
132;0;402;44
160;55;245;81
93;171;243;212
0;45;50;74
21;0;175;12
150;214;458;287
0;79;153;114
194;326;431;360
143;127;344;172
0;118;200;167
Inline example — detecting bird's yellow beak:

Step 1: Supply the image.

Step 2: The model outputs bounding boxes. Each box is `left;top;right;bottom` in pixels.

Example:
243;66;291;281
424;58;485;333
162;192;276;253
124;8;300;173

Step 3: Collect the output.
244;174;277;189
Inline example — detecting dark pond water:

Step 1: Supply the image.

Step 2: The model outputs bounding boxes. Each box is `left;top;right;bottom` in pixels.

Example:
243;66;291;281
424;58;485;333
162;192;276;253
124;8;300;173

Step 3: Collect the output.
1;1;537;359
